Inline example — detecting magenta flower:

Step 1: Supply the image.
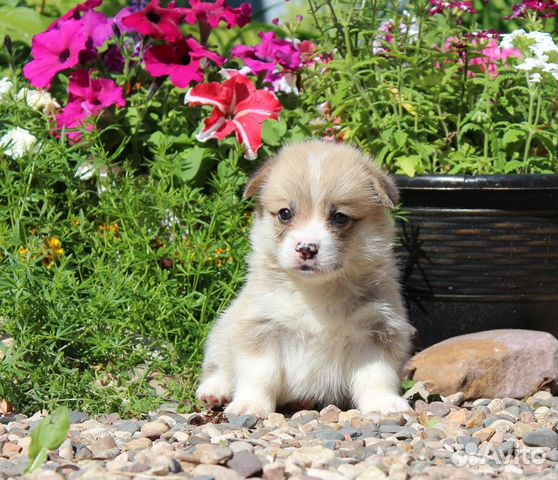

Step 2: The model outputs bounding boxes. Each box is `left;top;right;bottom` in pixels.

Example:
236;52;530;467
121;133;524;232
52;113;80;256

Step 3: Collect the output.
122;0;186;42
232;32;302;79
145;38;224;88
55;101;92;143
184;74;282;159
55;69;126;142
50;0;102;28
508;0;558;19
429;0;476;16
68;69;126;113
183;0;252;29
24;19;88;89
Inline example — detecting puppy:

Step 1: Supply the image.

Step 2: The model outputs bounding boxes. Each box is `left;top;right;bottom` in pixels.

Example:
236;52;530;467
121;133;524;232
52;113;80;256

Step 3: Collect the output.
197;140;415;416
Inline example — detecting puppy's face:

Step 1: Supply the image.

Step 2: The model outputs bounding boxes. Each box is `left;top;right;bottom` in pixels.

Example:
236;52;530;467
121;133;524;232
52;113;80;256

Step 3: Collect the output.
245;141;399;281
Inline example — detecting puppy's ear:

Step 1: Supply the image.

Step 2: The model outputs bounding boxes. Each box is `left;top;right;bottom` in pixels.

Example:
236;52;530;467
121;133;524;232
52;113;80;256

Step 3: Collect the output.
243;160;274;199
369;166;400;209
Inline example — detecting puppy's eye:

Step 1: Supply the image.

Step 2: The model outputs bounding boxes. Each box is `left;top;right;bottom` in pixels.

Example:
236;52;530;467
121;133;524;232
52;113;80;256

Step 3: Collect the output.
278;208;293;223
332;212;349;227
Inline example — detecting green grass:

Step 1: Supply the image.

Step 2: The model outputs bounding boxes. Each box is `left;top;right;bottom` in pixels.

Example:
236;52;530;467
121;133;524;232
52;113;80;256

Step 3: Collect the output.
0;135;253;416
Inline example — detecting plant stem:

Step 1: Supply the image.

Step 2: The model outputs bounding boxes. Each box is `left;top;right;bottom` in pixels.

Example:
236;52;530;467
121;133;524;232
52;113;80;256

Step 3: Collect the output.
522;74;538;169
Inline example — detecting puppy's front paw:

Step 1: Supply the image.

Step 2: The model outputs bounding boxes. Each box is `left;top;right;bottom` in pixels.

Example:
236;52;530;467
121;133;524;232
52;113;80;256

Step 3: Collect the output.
196;376;233;408
359;394;411;414
224;397;274;418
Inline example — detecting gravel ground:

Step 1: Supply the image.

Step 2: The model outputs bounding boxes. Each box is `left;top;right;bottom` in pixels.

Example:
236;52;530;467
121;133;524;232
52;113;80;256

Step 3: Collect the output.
1;390;558;480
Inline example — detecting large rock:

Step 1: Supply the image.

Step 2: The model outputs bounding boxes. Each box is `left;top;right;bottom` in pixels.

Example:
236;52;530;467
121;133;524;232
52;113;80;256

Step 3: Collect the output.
404;329;558;399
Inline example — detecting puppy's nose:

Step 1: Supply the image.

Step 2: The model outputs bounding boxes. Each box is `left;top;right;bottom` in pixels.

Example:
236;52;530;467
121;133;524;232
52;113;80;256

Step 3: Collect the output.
296;242;318;260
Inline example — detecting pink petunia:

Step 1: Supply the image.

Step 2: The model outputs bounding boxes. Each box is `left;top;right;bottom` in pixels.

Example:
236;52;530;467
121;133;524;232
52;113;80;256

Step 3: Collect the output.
182;0;252;29
232;32;302;78
444;34;522;78
145;37;224;88
24;19;88;89
429;0;476;16
184;75;282;159
55;69;126;142
55;101;93;143
123;0;185;42
48;0;113;49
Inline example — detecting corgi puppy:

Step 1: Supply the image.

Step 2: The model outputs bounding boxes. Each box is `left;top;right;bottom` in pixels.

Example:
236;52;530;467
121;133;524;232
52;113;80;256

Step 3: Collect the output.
197;140;414;416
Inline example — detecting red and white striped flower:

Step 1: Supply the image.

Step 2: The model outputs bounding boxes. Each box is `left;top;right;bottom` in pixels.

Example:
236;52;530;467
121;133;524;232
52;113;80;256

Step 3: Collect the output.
184;74;282;159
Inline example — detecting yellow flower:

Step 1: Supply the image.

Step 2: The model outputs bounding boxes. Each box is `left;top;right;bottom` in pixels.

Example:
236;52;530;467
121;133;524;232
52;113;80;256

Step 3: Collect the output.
19;247;29;256
47;237;61;250
99;223;120;234
44;237;64;265
214;248;226;255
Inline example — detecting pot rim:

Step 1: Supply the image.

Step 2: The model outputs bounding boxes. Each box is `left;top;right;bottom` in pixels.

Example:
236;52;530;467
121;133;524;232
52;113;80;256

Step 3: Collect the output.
394;174;558;190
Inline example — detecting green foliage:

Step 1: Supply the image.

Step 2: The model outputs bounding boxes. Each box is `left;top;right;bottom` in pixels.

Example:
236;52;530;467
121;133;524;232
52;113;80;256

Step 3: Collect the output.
0;100;254;414
26;406;71;474
303;0;558;175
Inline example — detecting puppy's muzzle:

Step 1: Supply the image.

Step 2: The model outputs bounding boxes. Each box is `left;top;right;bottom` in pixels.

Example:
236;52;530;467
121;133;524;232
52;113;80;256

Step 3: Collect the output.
295;242;318;260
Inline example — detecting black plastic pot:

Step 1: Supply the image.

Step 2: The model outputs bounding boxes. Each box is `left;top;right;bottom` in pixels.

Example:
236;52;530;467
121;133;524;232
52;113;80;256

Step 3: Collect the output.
395;174;558;349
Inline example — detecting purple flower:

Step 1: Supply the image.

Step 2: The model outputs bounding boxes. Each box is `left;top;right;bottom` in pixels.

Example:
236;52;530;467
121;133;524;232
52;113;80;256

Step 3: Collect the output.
232;32;302;79
429;0;476;15
507;0;558;19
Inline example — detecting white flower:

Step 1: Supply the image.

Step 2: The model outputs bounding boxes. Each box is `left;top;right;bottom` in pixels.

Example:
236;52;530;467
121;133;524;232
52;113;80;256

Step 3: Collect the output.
0;77;13;103
516;56;548;72
271;72;299;95
219;67;251;80
16;88;60;113
499;29;527;50
75;161;96;181
529;73;542;83
0;127;38;159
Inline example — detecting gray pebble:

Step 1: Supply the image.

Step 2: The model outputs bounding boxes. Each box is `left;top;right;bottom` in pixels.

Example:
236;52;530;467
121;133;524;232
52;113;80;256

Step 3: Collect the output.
393;427;416;439
227;414;259;429
483;416;498;427
0;458;27;477
523;428;558;448
503;406;520;418
323;440;338;450
74;445;94;461
340;427;362;439
457;436;480;447
116;420;140;434
378;424;403;434
226;451;263;477
498;440;515;456
546;449;558;462
427;402;450;417
70;411;90;424
314;429;345;441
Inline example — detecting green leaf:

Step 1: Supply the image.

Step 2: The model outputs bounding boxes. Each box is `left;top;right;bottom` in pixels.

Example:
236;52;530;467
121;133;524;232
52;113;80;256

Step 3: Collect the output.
393;131;408;149
401;379;416;392
425;416;441;427
0;7;53;45
396;155;421;177
503;159;525;174
502;129;525;147
262;119;287;147
26;406;70;474
174;146;213;184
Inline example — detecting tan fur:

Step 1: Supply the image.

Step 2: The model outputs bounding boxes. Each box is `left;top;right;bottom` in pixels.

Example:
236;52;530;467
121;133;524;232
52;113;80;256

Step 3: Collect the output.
197;140;415;416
